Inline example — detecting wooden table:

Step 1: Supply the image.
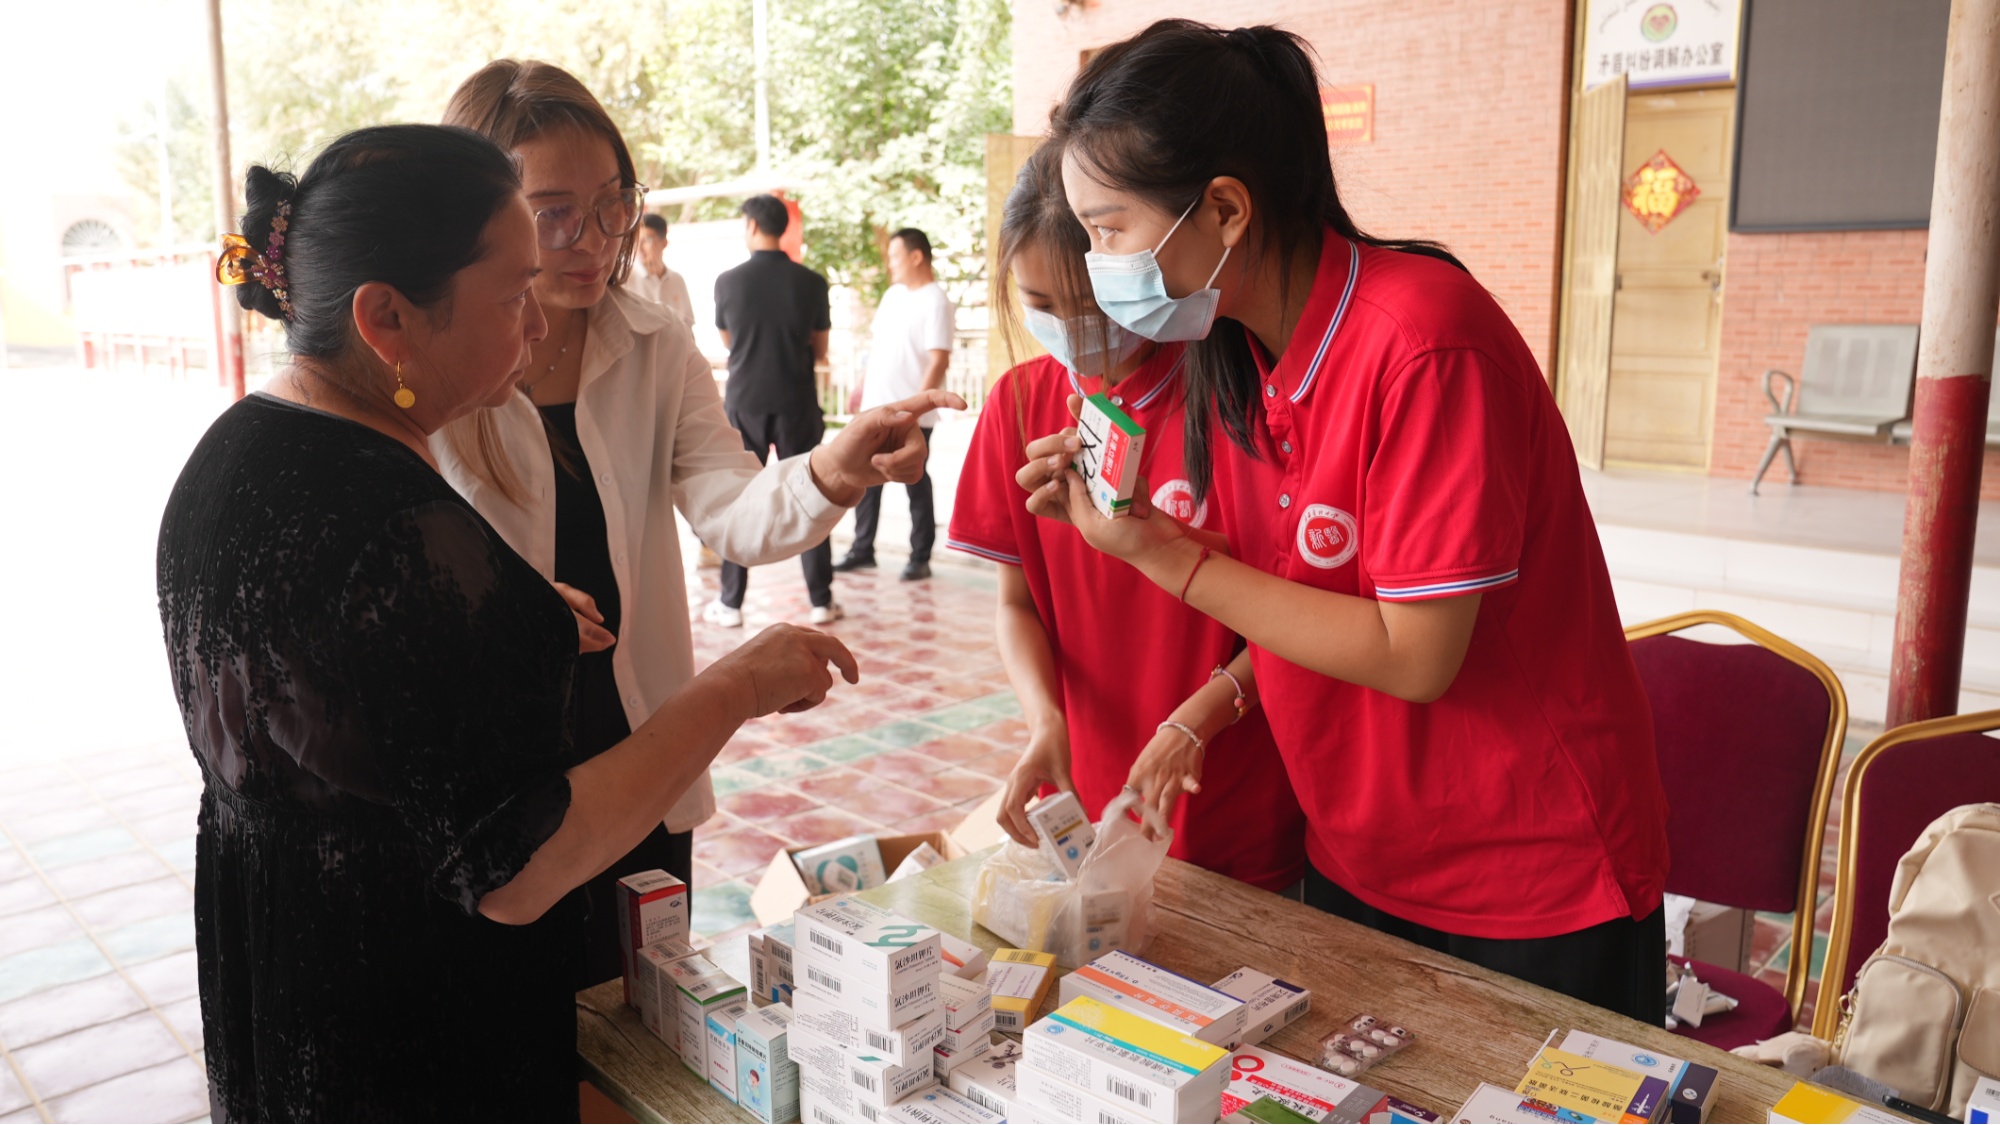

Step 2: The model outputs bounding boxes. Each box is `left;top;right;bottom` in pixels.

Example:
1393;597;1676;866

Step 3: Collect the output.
578;849;1805;1123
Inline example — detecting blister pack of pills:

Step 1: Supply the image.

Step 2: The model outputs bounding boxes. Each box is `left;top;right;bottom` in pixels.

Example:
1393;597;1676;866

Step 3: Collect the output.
1316;1013;1415;1077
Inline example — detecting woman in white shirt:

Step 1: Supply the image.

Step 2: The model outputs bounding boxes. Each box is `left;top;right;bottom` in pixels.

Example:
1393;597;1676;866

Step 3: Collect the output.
439;59;959;987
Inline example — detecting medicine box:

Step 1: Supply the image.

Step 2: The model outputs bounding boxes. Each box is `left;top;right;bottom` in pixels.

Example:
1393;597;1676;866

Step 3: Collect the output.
1516;1045;1667;1123
1560;1030;1691;1122
800;1071;865;1125
749;921;796;1007
793;983;945;1067
1455;1083;1589;1123
1015;1059;1150;1125
616;869;690;1006
1214;968;1311;1048
1667;1063;1718;1124
949;1038;1024;1120
1223;1096;1315;1124
1969;1075;2000;1125
1073;392;1147;519
847;1050;938;1109
939;1008;995;1055
796;897;943;989
633;939;698;1047
1217;1045;1363;1123
1769;1082;1903;1124
1024;791;1097;879
667;955;745;1080
799;963;939;1031
750;794;1006;926
1062;950;1248;1048
878;1087;1007;1124
939;932;990;980
1081;888;1129;958
933;1038;992;1082
705;1000;749;1102
793;834;888;895
1023;996;1230;1123
987;948;1057;1032
937;973;992;1030
734;1003;800;1124
890;842;947;883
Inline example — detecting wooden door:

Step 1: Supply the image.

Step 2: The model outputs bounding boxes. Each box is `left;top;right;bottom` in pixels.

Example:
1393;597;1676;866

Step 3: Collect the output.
1556;76;1627;470
1603;88;1735;469
985;133;1044;388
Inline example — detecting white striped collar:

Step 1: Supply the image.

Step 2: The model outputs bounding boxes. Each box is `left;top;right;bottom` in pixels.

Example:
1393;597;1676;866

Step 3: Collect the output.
1066;348;1188;411
1289;238;1361;405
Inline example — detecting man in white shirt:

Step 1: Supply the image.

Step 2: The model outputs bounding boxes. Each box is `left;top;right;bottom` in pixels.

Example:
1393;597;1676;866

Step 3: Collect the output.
836;227;953;581
630;212;696;328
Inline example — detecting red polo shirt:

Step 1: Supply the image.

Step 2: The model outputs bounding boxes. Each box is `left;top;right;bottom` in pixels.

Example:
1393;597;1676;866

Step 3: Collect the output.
950;347;1306;891
1210;232;1670;939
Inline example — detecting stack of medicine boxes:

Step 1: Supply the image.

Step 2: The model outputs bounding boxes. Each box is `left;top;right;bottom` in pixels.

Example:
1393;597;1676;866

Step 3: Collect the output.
790;896;953;1121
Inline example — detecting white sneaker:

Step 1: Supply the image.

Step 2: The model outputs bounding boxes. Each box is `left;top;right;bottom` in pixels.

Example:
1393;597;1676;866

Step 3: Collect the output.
809;602;844;625
703;600;744;628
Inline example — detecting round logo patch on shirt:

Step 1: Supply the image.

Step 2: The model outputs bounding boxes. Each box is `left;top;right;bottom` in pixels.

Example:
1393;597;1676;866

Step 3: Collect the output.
1296;504;1359;569
1150;478;1209;528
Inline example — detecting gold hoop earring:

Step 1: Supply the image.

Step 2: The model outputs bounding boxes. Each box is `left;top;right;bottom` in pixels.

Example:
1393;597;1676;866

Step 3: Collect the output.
393;361;415;410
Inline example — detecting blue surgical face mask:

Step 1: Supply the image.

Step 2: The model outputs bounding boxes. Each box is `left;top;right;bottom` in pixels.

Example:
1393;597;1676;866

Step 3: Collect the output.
1021;307;1145;376
1084;197;1232;342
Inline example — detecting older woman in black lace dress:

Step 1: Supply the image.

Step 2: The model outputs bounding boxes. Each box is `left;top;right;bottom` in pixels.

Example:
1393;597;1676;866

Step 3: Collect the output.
156;125;935;1121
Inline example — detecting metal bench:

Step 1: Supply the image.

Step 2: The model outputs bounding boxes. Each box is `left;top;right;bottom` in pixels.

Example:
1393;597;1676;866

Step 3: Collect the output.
1887;325;2000;447
1752;324;1920;494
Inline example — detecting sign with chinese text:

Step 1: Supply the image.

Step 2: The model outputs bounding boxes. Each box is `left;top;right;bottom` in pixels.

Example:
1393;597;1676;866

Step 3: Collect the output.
1321;85;1374;145
1583;0;1740;90
1622;149;1701;232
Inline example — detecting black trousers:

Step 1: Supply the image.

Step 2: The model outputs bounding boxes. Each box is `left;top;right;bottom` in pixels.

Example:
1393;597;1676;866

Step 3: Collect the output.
847;426;935;565
719;409;834;608
1305;862;1666;1025
575;824;693;990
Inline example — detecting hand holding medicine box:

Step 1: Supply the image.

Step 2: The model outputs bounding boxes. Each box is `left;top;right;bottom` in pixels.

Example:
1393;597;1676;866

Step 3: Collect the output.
1072;392;1147;519
1025;791;1097;879
1060;949;1248;1047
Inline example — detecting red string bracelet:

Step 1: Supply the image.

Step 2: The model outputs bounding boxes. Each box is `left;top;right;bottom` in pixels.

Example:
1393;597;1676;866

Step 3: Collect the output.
1179;545;1213;603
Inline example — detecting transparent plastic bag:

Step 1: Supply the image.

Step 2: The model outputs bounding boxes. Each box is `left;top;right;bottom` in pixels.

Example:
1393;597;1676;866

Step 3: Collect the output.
972;791;1172;967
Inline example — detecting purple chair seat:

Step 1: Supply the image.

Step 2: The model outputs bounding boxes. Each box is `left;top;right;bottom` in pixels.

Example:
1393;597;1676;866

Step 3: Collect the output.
1668;954;1795;1049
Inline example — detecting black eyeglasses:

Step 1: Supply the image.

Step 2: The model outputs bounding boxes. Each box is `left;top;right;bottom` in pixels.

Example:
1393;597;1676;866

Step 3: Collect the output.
534;185;649;251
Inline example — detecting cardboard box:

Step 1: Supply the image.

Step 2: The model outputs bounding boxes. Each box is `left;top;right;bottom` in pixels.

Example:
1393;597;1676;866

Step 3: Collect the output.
633;940;699;1047
1072;392;1147;519
796;897;943;989
1022;996;1230;1123
988;948;1057;1032
949;1038;1024;1120
1217;1045;1363;1123
616;870;690;1006
751;793;1005;926
667;956;746;1080
798;966;940;1032
749;922;796;1007
1215;969;1311;1048
1025;791;1097;879
1967;1075;2000;1125
1683;901;1755;975
705;1000;749;1102
939;1008;995;1055
937;973;992;1031
1061;950;1247;1047
794;834;888;895
735;1004;801;1124
793;983;946;1067
1015;1059;1150;1124
879;1087;1007;1124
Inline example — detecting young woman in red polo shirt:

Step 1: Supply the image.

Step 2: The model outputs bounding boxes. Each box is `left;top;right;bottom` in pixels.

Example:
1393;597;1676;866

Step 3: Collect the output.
1017;20;1671;1022
951;143;1307;893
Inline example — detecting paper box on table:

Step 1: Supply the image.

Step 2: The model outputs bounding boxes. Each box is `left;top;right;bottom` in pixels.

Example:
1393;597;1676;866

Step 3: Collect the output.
1015;1059;1151;1125
988;948;1057;1033
880;1087;1007;1124
1215;968;1311;1048
1060;949;1246;1047
633;940;699;1047
949;1039;1023;1120
793;983;945;1067
616;870;690;1006
1021;995;1230;1124
667;955;746;1081
735;1003;800;1124
1217;1045;1364;1123
1072;392;1147;519
750;793;1005;927
705;999;750;1102
748;921;796;1007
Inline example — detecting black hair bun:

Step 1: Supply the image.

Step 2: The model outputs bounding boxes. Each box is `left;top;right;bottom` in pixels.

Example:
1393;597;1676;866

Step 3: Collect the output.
235;164;298;321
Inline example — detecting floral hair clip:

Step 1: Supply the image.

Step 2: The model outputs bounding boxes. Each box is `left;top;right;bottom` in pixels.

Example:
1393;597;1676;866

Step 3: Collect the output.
214;200;293;320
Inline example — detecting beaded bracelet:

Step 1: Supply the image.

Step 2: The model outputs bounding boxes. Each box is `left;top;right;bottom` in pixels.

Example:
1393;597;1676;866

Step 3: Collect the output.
1157;720;1205;754
1211;664;1249;723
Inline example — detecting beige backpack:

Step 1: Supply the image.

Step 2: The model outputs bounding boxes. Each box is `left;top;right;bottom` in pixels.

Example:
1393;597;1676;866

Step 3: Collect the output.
1833;802;2000;1118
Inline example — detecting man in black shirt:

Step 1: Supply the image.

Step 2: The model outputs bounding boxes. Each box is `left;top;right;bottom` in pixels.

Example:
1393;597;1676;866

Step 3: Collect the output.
707;194;840;626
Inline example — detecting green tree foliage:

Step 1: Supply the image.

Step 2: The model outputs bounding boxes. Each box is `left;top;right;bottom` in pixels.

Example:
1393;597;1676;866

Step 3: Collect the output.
111;0;1009;302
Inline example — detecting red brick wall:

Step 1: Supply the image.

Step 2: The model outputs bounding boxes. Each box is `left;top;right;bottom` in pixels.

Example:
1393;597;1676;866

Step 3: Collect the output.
1713;228;2000;497
1012;0;1572;376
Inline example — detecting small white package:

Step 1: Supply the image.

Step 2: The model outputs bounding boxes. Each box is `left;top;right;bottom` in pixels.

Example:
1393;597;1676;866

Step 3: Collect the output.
1218;1045;1363;1122
1214;968;1311;1047
793;834;888;894
793;983;945;1067
932;1037;992;1082
615;870;690;1007
1970;1075;2000;1124
939;932;990;980
1025;791;1097;879
704;1000;749;1102
1072;391;1147;519
666;955;746;1080
799;963;939;1032
937;973;992;1030
939;1009;995;1055
1015;1060;1148;1124
1060;949;1247;1047
734;1004;800;1124
848;1048;939;1108
880;1087;1007;1124
948;1038;1023;1120
1021;996;1229;1123
633;939;698;1047
796;897;943;989
890;842;947;883
748;922;797;1007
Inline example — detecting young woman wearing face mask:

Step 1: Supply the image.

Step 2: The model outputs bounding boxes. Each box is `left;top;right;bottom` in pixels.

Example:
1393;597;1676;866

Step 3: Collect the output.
1018;21;1670;1022
950;144;1305;892
438;60;961;990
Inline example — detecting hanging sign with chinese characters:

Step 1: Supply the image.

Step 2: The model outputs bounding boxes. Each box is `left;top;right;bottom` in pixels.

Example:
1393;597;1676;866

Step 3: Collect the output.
1623;150;1702;232
1321;85;1374;145
1583;0;1740;90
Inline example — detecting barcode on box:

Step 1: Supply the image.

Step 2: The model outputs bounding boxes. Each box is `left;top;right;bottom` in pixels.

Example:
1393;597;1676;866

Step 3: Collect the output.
1284;998;1309;1020
866;1029;892;1051
1107;1075;1151;1108
810;931;843;956
967;1088;1001;1114
857;1102;880;1122
852;1069;879;1093
1098;1115;1122;1124
808;966;841;993
812;1107;840;1124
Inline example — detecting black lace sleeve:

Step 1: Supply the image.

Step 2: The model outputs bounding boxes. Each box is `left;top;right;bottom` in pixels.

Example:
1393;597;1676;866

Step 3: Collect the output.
337;499;578;914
